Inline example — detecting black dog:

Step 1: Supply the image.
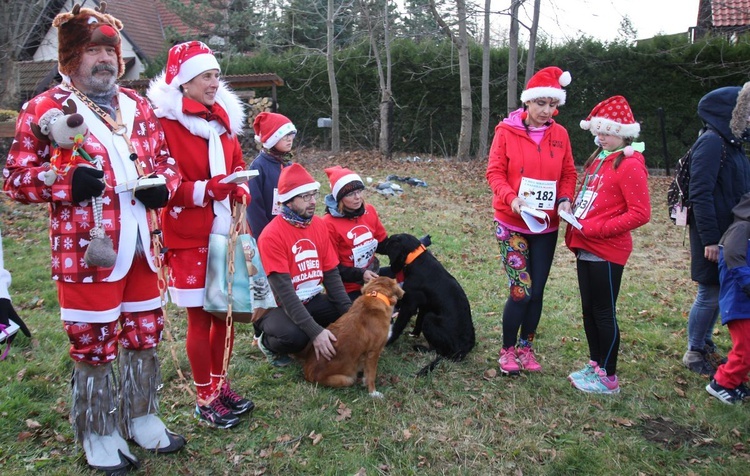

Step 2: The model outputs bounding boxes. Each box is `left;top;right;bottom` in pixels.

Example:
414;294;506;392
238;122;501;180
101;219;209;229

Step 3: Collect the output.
384;233;475;375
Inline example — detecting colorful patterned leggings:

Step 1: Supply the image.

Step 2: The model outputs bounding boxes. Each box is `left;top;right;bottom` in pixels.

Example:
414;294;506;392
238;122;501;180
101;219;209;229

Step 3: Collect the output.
495;221;558;348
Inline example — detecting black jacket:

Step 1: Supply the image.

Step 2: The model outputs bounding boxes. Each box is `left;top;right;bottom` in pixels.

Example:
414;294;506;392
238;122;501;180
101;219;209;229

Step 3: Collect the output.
689;86;750;284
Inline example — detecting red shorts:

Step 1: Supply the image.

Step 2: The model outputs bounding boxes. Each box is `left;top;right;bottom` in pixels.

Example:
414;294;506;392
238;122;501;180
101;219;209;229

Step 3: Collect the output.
167;247;208;307
57;255;163;323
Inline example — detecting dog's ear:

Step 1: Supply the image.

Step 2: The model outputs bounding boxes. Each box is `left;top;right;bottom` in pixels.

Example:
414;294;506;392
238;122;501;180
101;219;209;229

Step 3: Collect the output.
387;235;408;273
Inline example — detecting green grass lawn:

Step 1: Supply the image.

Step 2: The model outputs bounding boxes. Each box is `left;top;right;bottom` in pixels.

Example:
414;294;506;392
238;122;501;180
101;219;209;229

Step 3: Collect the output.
0;151;745;476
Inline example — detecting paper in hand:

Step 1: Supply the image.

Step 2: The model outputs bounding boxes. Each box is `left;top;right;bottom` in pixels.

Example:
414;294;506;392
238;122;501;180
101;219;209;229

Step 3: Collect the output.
559;210;582;230
520;206;549;232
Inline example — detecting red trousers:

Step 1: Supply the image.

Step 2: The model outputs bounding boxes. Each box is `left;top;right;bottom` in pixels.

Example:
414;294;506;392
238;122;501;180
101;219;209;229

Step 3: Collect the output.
714;319;750;389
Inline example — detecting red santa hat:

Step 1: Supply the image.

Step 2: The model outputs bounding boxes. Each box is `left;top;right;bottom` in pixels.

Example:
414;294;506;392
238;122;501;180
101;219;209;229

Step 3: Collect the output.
580;95;640;138
520;66;571;105
52;4;125;79
165;41;221;88
253;112;297;150
277;163;320;204
325;166;365;201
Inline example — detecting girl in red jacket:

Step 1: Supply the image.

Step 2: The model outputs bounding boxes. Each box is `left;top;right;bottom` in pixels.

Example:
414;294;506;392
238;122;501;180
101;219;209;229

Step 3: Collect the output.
565;95;651;394
486;66;578;375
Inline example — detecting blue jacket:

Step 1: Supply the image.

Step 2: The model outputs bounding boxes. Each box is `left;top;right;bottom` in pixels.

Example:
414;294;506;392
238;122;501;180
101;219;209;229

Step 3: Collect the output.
689;86;750;284
718;193;750;324
247;150;291;237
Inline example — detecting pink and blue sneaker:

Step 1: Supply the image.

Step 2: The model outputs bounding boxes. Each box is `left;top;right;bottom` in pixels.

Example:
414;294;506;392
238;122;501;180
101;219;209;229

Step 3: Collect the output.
568;360;598;383
572;367;620;394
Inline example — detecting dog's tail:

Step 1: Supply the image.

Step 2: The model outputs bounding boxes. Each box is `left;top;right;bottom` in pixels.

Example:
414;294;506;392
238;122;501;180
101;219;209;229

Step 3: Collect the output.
416;356;443;377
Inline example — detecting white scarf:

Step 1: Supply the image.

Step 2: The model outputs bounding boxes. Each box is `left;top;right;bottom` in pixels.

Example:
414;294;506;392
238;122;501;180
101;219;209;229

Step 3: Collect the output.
147;72;246;234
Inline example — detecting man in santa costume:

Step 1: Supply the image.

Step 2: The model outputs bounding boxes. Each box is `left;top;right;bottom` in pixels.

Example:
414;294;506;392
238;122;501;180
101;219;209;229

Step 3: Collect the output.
4;3;184;473
256;164;352;366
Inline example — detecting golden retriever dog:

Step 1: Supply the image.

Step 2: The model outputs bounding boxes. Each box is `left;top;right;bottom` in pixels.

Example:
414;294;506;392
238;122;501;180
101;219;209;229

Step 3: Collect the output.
300;276;404;398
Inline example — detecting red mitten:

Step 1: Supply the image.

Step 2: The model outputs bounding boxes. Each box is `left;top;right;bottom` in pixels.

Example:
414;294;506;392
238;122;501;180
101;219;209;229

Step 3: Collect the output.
206;175;235;201
231;186;250;204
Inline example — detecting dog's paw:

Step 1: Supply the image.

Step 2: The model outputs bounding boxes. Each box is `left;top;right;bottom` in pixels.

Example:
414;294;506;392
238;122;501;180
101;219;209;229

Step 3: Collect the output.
369;390;384;399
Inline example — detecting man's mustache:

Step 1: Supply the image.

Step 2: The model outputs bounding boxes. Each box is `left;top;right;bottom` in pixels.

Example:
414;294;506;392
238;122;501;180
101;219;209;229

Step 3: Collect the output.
92;64;117;75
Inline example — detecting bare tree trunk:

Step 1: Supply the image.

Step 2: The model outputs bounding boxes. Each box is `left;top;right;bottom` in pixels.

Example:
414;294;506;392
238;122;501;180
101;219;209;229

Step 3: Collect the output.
507;0;521;113
524;0;541;86
379;2;393;159
360;0;393;158
477;0;491;160
430;0;472;161
327;0;340;153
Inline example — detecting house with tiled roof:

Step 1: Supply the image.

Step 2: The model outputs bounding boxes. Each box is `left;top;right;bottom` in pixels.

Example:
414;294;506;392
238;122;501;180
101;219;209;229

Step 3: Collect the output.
13;0;284;112
694;0;750;40
17;0;196;99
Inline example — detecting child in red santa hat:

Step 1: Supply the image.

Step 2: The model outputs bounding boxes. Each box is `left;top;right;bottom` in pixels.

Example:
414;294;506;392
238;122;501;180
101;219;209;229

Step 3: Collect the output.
565;95;651;394
247;112;297;237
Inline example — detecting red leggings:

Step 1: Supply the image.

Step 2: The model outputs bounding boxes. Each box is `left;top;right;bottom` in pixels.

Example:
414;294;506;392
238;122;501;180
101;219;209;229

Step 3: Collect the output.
186;307;234;402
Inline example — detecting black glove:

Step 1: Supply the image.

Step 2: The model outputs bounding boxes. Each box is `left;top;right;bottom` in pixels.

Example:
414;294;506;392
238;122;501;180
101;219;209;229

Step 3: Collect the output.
742;284;750;299
71;167;105;203
135;185;169;209
0;298;30;345
419;234;432;247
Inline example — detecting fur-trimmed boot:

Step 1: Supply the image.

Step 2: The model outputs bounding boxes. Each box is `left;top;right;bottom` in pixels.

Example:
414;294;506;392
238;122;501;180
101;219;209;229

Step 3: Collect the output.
71;361;139;475
119;348;186;453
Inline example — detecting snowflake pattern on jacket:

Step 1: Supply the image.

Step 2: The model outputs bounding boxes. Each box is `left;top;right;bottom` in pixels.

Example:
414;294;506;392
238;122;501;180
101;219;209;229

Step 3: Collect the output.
3;85;180;283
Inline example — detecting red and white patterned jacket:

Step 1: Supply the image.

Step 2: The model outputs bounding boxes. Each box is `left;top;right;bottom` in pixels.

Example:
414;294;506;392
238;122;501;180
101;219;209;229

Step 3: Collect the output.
3;85;180;283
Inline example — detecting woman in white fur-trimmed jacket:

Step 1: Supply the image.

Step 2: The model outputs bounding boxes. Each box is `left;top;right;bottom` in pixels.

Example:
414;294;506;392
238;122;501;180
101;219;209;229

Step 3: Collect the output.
147;41;253;429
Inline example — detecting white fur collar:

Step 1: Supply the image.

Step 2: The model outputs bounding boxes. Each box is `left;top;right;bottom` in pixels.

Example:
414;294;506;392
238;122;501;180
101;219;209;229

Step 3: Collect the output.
146;71;246;136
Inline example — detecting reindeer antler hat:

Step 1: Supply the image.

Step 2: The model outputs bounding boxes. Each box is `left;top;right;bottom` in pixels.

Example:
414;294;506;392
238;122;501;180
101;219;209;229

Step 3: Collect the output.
52;2;125;79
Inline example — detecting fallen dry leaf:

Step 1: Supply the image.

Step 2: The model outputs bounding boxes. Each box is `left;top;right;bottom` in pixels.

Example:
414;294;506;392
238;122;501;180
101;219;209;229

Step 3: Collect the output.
613;417;634;427
25;419;41;429
335;403;352;422
483;369;497;379
308;431;323;445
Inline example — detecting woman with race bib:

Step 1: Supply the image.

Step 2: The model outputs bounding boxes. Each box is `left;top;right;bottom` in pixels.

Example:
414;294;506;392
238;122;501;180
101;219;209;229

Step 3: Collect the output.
486;66;577;376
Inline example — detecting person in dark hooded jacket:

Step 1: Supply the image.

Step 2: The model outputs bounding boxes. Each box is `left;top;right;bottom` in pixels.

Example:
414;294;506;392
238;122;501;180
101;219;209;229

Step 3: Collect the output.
683;83;750;375
706;192;750;404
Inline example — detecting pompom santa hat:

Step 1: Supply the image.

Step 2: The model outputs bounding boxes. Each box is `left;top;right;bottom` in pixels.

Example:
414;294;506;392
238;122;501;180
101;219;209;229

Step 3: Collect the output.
580;95;640;139
52;3;125;79
325;166;365;202
277;163;320;204
520;66;572;105
165;41;221;88
253;112;297;150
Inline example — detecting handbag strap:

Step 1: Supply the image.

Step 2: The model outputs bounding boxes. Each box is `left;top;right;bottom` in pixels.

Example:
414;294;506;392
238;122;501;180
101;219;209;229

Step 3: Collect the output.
212;196;249;402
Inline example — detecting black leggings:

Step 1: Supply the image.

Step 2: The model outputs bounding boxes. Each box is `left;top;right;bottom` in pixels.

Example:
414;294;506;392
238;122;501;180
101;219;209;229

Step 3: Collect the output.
257;293;341;354
497;229;558;348
576;259;624;376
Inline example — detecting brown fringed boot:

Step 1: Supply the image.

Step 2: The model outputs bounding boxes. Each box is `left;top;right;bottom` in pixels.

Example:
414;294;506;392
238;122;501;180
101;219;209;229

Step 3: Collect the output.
119;347;186;453
71;361;139;474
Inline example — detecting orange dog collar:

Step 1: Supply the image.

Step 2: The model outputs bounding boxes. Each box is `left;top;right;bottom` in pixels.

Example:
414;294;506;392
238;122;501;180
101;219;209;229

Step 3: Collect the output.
367;290;392;306
404;244;426;266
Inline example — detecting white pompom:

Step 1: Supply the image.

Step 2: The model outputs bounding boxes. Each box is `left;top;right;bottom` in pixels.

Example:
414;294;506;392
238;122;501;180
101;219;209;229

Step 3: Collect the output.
580;120;590;131
623;145;634;156
559;71;572;87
